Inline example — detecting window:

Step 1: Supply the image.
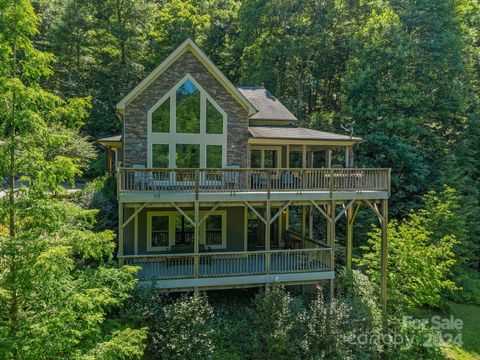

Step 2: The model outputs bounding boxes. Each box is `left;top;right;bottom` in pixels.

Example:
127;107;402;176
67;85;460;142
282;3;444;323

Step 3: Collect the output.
147;213;172;251
176;144;200;168
152;144;169;167
146;211;227;251
148;75;226;168
152;99;170;133
151;216;169;247
176;79;200;133
175;216;194;245
206;145;222;168
205;215;223;246
206;99;223;134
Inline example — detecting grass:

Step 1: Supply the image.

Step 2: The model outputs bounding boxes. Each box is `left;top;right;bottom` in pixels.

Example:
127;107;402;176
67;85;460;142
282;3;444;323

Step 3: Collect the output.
417;302;480;360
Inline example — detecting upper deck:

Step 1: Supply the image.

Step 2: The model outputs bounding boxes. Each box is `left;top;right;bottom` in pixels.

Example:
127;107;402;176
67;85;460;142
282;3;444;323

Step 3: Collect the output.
117;167;390;203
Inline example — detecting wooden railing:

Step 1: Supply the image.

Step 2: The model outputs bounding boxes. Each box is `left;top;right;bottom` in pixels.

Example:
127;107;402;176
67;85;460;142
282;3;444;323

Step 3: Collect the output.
118;168;390;195
122;248;333;281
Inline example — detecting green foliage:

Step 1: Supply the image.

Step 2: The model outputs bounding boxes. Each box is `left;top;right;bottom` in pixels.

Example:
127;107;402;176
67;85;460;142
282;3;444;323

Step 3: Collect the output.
151;293;215;360
252;286;299;359
126;281;447;360
0;0;145;357
75;175;118;231
358;189;460;310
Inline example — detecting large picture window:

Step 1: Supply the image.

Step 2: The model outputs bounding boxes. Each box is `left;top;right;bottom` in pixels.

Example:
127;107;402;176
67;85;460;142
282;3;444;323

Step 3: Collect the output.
176;80;200;133
147;74;227;168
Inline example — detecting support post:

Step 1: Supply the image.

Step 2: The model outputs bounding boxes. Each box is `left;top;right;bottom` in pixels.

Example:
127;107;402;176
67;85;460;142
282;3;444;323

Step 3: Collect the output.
118;203;124;266
134;206;138;255
309;205;313;239
244;205;248;251
326;149;332;168
194;201;200;279
327;201;336;298
380;199;388;312
302;144;307;168
301;205;307;247
265;200;271;274
346;202;354;269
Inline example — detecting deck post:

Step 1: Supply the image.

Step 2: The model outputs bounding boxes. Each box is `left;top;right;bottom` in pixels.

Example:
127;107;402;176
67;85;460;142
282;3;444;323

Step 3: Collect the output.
346;201;353;269
326;149;332;168
265;200;271;274
118;202;124;266
134;206;138;255
380;199;388;312
302;144;307;168
309;205;313;238
301;205;306;248
194;201;200;279
327;201;335;298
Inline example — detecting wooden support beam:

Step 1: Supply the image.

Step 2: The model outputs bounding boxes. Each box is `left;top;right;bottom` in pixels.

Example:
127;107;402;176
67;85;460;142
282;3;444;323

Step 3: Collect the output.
302;205;307;248
309;205;314;238
244;201;266;224
346;202;354;269
194;201;200;280
363;200;383;223
265;200;271;274
380;199;388;312
310;200;332;223
328;201;336;298
270;201;292;225
326;149;332;168
302;144;307;168
199;202;223;225
265;201;271;251
334;199;356;223
286;144;290;168
170;202;195;226
134;206;138;255
122;202;149;229
350;202;361;225
244;206;248;251
118;202;124;265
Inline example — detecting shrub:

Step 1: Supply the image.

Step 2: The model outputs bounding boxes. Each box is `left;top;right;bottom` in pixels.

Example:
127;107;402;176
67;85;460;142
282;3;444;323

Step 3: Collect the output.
151;293;215;360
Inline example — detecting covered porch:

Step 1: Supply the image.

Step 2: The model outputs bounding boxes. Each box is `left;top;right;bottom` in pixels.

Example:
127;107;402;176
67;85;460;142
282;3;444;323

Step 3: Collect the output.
123;247;334;290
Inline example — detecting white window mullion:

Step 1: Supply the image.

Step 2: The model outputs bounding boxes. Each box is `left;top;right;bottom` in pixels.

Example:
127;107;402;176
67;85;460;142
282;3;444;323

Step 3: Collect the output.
200;92;206;135
170;93;176;134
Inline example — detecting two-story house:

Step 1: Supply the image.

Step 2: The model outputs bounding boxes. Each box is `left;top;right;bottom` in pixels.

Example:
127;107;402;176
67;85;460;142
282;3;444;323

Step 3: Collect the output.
99;39;390;307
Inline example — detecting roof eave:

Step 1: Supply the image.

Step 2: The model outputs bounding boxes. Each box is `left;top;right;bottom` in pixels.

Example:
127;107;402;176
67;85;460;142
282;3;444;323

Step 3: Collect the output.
116;39;256;116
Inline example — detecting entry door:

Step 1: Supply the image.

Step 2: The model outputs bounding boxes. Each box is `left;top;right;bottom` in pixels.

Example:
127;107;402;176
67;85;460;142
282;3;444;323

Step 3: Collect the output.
250;146;282;168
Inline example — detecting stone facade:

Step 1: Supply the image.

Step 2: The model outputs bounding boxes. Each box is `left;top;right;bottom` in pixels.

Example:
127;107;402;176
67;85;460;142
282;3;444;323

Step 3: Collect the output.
122;50;249;168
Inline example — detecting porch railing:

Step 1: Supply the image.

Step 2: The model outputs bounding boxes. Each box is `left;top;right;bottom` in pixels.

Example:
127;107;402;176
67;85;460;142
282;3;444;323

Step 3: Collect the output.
122;248;333;281
118;168;390;195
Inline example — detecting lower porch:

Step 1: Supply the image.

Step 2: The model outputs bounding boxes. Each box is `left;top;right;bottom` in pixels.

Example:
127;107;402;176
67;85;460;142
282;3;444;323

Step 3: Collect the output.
122;248;334;290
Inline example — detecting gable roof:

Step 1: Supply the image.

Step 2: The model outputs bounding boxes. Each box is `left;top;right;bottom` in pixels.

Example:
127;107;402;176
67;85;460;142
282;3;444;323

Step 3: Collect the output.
238;86;297;122
248;126;362;143
116;39;256;116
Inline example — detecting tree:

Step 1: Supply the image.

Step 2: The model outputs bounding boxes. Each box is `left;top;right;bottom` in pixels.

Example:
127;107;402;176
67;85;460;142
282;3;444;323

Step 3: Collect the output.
0;0;146;357
357;189;459;310
149;0;210;66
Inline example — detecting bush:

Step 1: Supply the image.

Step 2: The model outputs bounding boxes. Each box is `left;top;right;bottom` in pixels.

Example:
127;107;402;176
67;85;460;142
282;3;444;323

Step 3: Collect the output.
75;176;118;231
151;293;215;360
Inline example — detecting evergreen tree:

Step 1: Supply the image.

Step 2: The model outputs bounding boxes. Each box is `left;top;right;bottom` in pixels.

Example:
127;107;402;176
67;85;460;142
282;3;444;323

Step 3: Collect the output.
0;0;146;357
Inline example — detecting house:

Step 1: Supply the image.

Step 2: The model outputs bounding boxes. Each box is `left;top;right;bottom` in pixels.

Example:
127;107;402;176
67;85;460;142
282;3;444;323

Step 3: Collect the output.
99;39;389;307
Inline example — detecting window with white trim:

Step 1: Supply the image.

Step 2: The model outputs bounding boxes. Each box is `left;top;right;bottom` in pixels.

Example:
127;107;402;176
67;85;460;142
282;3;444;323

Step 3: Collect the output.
146;210;227;251
148;74;227;168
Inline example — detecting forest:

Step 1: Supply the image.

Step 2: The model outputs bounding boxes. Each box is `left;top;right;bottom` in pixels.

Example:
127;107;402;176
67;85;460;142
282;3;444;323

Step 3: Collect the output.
0;0;479;359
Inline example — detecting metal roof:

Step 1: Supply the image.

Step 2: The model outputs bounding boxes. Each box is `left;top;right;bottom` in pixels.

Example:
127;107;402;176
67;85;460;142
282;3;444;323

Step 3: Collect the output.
248;126;362;142
237;86;297;122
